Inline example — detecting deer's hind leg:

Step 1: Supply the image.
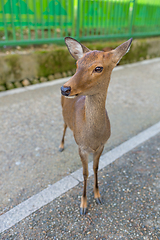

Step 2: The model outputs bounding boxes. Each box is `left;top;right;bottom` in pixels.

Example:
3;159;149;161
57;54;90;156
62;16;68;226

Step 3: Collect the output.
93;146;104;204
59;123;67;152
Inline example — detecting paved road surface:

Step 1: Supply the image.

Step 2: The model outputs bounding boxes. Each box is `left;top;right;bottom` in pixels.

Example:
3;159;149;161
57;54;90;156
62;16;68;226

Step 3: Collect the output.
0;58;160;238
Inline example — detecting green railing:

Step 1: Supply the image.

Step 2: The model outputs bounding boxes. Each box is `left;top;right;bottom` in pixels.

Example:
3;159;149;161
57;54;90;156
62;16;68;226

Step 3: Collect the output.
79;0;160;40
0;0;160;46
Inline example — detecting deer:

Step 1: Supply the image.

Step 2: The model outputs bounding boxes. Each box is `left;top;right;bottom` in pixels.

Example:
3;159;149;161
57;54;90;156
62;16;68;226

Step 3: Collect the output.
59;37;132;215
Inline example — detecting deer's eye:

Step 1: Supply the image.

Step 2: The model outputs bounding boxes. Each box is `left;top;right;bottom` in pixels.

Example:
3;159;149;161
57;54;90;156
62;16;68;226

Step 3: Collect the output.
94;66;103;73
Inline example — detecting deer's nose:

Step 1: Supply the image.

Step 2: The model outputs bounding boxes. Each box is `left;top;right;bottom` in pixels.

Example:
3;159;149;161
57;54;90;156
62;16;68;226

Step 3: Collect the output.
61;86;71;96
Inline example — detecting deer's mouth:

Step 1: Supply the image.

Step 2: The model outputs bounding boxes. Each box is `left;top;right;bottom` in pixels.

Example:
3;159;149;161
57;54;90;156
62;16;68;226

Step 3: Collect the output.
65;93;79;99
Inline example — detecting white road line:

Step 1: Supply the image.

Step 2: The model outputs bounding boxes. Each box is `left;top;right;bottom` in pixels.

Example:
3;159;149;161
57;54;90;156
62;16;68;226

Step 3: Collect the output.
71;121;160;181
0;176;79;233
0;58;160;98
1;121;160;233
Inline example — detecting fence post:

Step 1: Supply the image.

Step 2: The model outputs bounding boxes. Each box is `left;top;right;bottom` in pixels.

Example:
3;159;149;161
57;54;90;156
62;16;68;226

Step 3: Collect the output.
76;0;80;41
129;0;136;37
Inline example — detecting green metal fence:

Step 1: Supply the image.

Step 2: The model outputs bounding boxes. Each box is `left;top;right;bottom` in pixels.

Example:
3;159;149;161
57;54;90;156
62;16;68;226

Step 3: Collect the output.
0;0;160;46
0;0;75;45
78;0;160;40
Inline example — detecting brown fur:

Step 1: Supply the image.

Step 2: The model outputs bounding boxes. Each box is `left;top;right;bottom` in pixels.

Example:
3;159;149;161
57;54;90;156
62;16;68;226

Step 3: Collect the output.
59;37;132;214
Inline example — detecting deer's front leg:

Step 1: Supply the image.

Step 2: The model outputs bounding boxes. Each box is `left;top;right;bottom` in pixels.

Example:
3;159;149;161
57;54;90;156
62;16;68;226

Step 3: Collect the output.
93;146;104;204
79;148;88;215
59;123;67;152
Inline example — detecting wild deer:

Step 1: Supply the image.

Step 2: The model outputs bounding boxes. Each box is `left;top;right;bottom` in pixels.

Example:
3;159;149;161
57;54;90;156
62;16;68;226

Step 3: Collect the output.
59;37;132;214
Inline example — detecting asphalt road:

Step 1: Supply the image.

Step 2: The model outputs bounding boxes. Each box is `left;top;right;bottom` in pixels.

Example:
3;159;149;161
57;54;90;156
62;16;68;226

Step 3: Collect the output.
0;58;160;238
1;128;160;239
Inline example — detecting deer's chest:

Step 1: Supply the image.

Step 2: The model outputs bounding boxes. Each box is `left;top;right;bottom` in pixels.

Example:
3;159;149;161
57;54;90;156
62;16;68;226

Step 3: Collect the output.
74;113;111;152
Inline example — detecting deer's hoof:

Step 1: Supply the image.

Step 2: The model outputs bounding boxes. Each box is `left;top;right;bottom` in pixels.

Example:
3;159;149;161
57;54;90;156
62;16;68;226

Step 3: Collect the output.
95;197;103;205
59;147;64;152
80;207;87;215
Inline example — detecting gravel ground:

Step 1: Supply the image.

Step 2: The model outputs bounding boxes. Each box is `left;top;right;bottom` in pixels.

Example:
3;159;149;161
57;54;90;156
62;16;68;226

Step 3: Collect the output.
1;132;160;239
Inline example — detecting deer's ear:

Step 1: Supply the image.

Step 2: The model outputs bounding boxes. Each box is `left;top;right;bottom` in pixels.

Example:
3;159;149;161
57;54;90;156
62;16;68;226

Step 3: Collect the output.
112;38;132;65
65;37;90;60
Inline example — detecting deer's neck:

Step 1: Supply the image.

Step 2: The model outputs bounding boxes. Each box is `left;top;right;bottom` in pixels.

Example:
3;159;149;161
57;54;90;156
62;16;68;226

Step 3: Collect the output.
85;90;107;127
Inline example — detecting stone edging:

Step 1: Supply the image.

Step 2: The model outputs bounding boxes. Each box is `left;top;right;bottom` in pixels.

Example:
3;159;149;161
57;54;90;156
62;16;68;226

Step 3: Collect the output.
0;69;75;92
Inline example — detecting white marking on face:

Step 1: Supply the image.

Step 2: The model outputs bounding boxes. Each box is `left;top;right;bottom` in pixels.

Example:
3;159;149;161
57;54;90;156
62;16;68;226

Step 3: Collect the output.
65;95;76;99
